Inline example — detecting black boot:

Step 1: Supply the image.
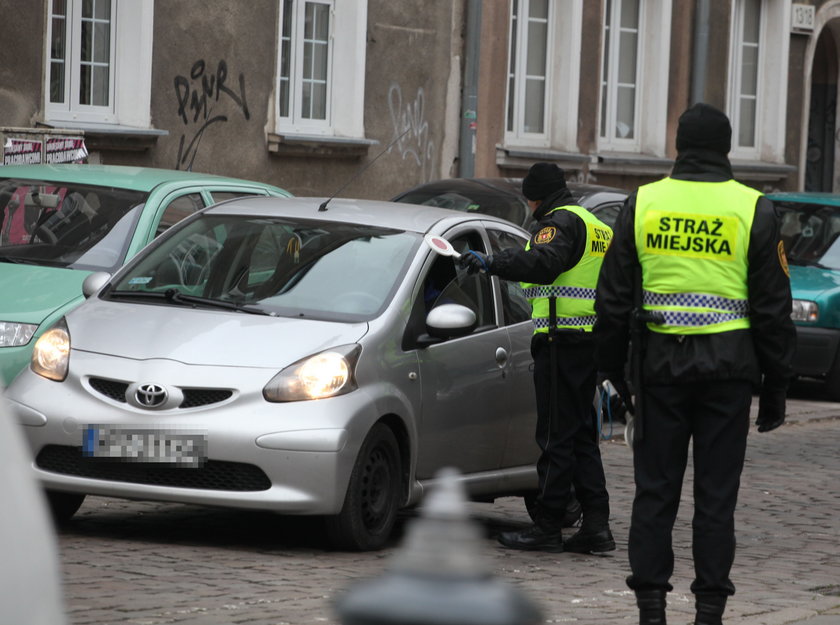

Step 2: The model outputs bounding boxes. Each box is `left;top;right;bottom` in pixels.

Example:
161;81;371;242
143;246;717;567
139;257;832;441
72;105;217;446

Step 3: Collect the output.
694;593;726;625
635;589;667;625
497;507;564;552
563;512;616;554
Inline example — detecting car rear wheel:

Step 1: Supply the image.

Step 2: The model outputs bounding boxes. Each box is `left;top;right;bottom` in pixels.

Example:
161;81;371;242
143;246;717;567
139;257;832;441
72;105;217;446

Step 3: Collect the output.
324;423;402;551
46;491;85;524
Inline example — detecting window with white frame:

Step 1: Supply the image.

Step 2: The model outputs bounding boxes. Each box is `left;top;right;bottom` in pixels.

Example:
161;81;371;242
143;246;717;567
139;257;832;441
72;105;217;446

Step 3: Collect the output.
730;0;762;151
45;0;154;128
600;0;641;145
597;0;672;156
275;0;367;137
506;0;552;140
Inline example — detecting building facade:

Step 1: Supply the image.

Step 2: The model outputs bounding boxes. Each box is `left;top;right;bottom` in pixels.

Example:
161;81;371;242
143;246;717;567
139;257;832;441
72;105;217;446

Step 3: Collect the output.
2;1;840;198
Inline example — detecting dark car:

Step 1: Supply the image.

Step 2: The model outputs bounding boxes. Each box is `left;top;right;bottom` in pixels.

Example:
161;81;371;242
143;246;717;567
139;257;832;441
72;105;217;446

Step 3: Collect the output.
391;177;628;230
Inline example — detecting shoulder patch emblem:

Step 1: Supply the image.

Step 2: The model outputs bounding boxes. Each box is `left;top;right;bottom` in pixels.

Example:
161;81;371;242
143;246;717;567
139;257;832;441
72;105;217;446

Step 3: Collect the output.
535;227;556;245
777;240;790;277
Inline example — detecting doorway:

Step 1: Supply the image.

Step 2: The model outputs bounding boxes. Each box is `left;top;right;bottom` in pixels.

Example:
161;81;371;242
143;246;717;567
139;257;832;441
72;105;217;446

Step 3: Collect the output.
806;28;838;192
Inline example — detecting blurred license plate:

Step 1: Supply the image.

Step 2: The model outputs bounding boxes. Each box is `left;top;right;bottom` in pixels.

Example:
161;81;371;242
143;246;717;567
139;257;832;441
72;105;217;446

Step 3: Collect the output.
82;427;207;467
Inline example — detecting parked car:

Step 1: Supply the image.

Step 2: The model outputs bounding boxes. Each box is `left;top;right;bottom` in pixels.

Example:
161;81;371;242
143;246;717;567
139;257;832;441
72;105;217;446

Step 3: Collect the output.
391;177;628;229
0;164;291;386
5;196;559;551
767;192;840;400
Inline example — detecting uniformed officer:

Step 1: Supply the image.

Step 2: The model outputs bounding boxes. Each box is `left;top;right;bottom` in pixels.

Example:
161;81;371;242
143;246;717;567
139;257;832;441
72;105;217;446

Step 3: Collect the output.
594;103;796;625
460;162;615;554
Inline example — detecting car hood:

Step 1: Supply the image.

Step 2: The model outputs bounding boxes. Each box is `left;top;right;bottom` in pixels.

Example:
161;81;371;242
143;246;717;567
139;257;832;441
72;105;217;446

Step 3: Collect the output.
789;264;840;300
67;299;369;368
0;263;88;323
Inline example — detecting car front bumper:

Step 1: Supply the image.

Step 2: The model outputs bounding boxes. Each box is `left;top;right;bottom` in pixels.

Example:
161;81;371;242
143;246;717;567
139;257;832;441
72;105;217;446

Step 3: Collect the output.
5;351;385;516
792;325;840;378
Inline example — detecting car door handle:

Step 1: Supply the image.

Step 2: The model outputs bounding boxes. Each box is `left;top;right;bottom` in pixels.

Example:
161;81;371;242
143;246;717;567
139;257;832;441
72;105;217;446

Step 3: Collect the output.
495;347;509;367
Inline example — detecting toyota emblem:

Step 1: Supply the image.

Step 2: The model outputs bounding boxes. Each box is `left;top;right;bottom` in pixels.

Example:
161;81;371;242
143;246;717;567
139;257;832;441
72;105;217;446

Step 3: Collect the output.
135;383;168;408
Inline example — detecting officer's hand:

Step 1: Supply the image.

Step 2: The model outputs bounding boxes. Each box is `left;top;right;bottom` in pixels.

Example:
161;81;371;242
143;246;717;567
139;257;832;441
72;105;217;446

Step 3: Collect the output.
756;386;786;432
597;371;634;415
459;250;492;275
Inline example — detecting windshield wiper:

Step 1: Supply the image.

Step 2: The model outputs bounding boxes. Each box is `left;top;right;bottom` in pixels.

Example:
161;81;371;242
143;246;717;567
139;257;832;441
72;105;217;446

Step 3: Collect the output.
108;289;273;316
787;258;831;269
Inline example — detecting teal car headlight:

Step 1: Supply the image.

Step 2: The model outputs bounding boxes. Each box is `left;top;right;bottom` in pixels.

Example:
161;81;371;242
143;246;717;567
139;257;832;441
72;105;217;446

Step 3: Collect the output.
263;345;360;402
791;299;819;322
31;319;70;381
0;322;39;347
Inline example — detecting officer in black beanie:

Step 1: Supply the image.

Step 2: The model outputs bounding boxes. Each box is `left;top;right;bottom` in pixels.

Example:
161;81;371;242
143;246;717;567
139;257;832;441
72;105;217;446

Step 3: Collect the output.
594;103;795;625
460;162;615;554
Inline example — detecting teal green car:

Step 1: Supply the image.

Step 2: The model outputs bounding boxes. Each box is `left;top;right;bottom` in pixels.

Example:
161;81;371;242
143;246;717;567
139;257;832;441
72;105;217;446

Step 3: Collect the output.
767;192;840;400
0;164;291;386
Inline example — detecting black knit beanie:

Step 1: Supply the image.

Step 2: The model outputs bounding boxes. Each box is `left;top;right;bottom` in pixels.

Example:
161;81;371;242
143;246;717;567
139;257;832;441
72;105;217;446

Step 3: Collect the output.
521;162;567;201
676;103;732;155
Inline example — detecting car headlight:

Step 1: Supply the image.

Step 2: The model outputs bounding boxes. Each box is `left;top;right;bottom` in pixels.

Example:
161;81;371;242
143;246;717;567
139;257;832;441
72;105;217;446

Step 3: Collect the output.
791;299;818;322
0;321;38;347
263;345;360;402
31;319;70;381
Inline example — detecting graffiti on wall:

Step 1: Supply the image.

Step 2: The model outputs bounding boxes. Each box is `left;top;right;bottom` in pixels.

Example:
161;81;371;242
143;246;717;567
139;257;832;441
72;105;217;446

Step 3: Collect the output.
387;83;436;182
174;60;250;170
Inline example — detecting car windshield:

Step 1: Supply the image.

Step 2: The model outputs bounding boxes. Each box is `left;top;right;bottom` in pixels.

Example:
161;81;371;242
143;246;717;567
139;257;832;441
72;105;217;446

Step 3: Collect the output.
776;201;840;270
106;214;420;322
0;178;147;271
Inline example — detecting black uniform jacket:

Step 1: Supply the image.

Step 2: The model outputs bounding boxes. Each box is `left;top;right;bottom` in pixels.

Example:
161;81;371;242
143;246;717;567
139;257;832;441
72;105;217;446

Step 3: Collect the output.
593;149;796;388
491;186;587;285
491;187;593;344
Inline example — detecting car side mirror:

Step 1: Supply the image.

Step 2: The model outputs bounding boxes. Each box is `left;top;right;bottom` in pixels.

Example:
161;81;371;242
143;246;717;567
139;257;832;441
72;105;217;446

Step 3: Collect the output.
81;271;111;298
418;303;477;347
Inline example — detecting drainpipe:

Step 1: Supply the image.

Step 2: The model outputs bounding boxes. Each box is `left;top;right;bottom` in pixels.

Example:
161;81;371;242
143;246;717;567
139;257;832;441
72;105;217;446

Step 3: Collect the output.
459;0;481;178
691;0;711;104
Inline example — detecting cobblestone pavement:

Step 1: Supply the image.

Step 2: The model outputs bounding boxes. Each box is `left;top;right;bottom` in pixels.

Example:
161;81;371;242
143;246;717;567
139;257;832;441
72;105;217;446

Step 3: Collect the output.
55;389;840;625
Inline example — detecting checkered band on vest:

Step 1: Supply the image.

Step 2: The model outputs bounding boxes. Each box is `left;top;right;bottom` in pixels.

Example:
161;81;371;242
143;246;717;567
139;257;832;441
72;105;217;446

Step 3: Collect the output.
656;310;747;327
522;285;597;300
532;315;598;329
643;291;749;313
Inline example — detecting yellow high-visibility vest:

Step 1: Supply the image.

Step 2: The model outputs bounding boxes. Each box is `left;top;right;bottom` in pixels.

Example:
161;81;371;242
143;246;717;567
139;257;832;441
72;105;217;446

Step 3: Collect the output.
634;177;760;334
521;205;613;333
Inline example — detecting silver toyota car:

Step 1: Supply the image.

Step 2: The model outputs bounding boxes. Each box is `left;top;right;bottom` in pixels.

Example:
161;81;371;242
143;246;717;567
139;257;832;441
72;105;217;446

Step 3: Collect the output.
5;196;555;550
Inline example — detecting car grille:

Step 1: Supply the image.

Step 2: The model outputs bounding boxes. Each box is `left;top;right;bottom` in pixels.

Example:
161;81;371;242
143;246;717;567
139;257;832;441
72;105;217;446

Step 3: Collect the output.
88;378;233;408
36;445;271;491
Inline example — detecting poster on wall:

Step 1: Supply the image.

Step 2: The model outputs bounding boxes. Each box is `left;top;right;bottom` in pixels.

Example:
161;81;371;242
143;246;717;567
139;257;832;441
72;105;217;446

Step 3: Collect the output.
45;137;88;164
2;138;43;165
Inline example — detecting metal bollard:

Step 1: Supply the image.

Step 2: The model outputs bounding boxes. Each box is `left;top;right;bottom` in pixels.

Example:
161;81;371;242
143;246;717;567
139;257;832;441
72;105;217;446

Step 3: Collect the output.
335;467;543;625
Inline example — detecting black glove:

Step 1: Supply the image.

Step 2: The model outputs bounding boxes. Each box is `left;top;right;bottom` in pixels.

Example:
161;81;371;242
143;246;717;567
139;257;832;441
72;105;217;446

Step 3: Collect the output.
597;371;634;415
459;250;492;275
756;386;786;432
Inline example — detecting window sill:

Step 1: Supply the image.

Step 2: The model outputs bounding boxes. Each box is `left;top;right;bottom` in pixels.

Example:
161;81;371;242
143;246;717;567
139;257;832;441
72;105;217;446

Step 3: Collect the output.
496;145;591;174
37;121;168;152
591;152;673;177
730;159;797;183
267;133;378;159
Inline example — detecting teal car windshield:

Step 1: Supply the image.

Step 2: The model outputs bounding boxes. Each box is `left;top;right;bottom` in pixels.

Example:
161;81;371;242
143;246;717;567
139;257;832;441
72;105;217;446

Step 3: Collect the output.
777;201;840;270
106;215;420;322
0;178;147;272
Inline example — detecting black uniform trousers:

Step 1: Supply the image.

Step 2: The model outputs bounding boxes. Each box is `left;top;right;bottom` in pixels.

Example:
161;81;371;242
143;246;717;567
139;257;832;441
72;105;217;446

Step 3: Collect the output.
627;379;752;596
531;332;610;519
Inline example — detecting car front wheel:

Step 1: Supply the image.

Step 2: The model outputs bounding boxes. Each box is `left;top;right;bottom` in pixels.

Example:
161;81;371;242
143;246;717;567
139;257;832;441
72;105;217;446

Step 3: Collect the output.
46;491;85;524
324;423;402;551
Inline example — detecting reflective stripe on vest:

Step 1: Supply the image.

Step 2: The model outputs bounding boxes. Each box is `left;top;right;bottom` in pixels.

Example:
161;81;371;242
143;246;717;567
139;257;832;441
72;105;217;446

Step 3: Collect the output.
521;205;612;333
635;178;759;334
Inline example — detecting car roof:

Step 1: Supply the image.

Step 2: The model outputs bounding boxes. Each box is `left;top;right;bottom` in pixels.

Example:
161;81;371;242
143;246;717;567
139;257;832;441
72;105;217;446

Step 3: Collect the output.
0;163;286;193
206;195;519;234
765;192;840;207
